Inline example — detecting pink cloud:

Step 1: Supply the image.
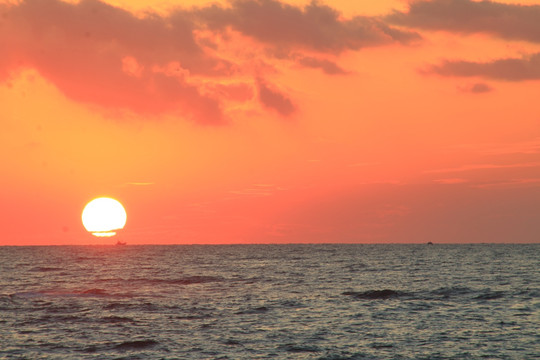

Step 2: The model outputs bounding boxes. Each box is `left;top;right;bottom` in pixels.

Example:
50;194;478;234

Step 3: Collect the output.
0;0;227;123
425;162;540;174
473;178;540;188
456;139;540;156
205;82;254;102
0;0;419;123
433;178;469;184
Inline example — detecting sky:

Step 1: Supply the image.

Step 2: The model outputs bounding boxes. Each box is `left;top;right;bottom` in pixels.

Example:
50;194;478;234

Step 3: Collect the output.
1;0;540;245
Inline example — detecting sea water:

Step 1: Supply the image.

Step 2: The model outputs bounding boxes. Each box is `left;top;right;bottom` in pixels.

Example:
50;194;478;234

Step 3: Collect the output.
0;244;538;359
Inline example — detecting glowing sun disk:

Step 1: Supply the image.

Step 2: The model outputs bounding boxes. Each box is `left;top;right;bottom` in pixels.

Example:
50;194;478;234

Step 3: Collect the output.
82;197;127;237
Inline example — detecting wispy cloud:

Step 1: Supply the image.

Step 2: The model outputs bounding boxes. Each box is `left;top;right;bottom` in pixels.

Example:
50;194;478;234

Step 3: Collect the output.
348;162;381;168
451;139;540;156
426;162;540;174
472;178;540;189
229;184;281;197
433;178;468;185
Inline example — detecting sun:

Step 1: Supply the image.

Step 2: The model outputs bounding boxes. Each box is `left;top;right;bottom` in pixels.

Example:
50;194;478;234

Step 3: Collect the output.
82;197;127;237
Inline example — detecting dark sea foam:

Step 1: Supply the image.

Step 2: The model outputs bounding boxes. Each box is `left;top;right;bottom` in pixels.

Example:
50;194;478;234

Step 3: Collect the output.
0;244;538;359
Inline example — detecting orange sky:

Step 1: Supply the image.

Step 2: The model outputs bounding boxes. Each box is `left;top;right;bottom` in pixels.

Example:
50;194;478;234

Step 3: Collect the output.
1;0;540;245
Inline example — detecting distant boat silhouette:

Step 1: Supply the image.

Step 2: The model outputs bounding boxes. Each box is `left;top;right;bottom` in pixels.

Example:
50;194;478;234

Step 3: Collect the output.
115;240;127;246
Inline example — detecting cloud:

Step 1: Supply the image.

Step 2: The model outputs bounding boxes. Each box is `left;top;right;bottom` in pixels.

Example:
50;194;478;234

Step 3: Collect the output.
0;0;419;123
429;53;540;81
472;139;540;156
264;49;348;74
447;139;540;158
469;83;492;93
196;0;420;53
228;184;278;197
0;0;227;123
459;82;493;93
257;79;296;116
296;56;348;75
425;162;540;174
204;82;254;102
433;178;468;184
473;178;540;189
389;0;540;43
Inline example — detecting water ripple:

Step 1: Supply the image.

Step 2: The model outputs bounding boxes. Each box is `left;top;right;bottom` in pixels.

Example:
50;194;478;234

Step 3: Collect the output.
0;244;537;359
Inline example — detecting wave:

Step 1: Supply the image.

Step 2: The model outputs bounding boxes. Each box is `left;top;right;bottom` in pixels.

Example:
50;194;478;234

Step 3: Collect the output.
114;339;159;350
102;302;132;310
279;343;321;353
176;314;213;320
474;290;506;300
0;294;14;304
149;276;222;285
10;291;45;299
428;286;510;301
75;256;94;261
318;354;369;360
222;339;243;346
103;302;159;311
430;286;474;298
342;289;409;300
30;266;63;272
514;288;540;299
81;339;161;353
342;287;516;301
278;299;305;308
113;276;222;287
79;288;109;296
18;314;88;326
235;306;270;315
100;316;136;323
343;263;368;272
8;288;114;299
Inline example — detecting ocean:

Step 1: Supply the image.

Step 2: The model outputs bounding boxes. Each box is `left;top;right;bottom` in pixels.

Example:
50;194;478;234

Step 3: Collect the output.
0;244;538;359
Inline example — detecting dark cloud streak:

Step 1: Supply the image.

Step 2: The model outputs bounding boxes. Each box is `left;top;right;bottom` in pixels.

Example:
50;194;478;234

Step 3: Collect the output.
469;83;493;93
430;53;540;81
296;56;348;75
390;0;540;83
257;79;296;116
196;0;420;53
389;0;540;44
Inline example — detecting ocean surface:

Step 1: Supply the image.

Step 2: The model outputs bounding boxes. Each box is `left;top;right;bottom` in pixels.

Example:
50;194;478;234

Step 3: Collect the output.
0;244;538;359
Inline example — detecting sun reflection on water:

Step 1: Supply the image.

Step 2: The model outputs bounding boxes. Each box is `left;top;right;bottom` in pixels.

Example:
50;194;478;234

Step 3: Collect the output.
91;231;117;237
